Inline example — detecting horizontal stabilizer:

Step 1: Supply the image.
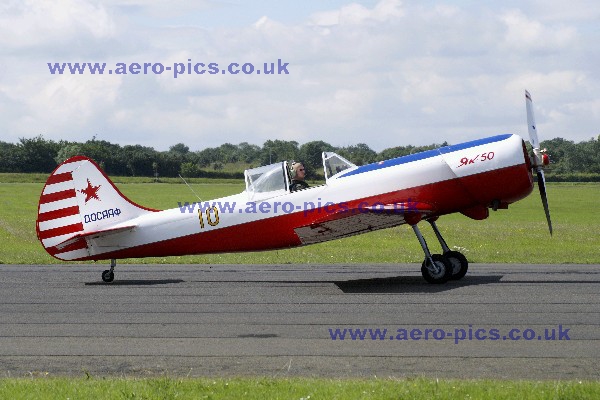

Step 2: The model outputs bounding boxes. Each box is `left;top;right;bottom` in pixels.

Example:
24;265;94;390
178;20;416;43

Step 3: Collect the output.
55;224;136;250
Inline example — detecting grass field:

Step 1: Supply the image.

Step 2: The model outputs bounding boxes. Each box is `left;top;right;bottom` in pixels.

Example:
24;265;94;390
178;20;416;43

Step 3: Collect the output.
0;179;598;265
0;377;598;399
1;177;598;394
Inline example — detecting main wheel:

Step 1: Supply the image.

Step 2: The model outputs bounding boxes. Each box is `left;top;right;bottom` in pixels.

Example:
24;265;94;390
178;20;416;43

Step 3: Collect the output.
101;269;114;283
421;254;453;284
444;251;469;280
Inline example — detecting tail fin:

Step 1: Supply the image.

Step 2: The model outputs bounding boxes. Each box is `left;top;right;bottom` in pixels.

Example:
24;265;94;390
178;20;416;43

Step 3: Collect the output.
36;156;157;260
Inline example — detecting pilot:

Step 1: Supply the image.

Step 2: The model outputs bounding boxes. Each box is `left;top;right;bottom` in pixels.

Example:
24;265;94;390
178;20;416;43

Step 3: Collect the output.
289;161;309;192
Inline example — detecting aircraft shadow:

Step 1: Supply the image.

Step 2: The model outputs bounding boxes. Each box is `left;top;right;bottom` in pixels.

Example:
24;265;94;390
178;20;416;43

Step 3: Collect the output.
502;280;600;284
334;275;504;294
85;279;185;286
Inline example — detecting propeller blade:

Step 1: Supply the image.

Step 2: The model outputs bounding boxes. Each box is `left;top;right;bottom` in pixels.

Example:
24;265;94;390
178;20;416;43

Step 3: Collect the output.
536;168;553;235
525;90;540;149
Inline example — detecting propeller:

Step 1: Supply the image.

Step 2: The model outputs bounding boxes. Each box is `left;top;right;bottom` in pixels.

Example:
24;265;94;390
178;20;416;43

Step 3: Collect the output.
525;90;553;235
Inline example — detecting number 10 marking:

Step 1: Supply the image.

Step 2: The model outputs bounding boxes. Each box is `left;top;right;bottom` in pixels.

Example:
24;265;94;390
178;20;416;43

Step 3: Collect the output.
198;206;220;228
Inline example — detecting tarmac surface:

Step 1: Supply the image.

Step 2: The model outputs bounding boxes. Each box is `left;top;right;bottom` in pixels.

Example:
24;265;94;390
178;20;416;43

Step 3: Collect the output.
0;263;598;379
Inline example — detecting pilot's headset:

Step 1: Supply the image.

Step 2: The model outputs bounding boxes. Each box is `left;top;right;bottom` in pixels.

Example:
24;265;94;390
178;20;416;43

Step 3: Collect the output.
290;161;303;179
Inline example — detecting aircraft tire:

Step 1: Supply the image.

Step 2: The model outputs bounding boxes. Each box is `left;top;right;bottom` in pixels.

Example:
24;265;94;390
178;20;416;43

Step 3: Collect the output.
445;251;469;280
421;254;453;284
102;270;114;283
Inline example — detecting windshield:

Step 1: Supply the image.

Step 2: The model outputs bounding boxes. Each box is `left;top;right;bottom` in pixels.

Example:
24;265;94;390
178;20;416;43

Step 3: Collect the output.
323;152;356;181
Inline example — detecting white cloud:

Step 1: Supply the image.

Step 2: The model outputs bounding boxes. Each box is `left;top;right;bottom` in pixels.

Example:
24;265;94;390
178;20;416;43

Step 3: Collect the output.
506;71;588;100
310;0;404;26
31;74;121;125
2;72;122;142
0;0;116;49
1;0;599;152
529;0;600;22
98;0;221;19
500;9;577;53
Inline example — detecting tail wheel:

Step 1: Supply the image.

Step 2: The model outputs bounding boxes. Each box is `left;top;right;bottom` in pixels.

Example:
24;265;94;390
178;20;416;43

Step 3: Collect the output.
445;251;469;280
421;254;453;284
102;270;114;283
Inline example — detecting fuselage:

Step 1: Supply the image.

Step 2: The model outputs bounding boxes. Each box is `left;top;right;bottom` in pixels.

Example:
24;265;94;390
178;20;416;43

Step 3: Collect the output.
37;134;533;261
82;134;533;260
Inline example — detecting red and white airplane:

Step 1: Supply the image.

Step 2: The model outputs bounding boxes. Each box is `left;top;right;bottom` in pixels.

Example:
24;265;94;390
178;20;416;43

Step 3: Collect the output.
36;91;551;283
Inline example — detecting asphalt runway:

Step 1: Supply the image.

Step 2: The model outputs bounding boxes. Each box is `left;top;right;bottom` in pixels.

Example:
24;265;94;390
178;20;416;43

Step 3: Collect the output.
0;263;598;379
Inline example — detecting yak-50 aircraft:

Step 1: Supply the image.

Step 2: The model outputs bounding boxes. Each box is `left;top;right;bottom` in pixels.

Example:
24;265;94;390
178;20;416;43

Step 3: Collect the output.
36;91;552;283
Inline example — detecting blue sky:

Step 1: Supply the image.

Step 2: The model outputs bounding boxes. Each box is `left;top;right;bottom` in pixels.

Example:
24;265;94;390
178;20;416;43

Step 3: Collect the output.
1;0;599;152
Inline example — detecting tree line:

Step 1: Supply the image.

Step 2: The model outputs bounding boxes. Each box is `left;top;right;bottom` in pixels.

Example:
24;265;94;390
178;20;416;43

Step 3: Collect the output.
1;135;599;181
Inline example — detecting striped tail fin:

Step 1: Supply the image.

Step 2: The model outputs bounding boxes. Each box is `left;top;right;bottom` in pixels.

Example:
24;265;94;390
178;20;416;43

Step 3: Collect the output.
36;156;157;261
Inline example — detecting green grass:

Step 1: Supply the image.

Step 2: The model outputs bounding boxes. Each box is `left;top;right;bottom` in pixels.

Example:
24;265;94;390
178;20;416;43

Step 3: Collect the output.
0;179;598;265
0;377;598;399
1;179;599;392
0;172;243;185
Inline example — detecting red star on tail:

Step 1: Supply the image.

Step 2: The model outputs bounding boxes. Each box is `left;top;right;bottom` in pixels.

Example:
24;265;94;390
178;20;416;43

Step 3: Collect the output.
80;179;101;203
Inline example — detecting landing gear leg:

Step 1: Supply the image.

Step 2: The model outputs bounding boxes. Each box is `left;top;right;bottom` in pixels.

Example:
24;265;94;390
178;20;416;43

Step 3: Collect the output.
411;224;452;284
102;259;116;283
428;219;469;280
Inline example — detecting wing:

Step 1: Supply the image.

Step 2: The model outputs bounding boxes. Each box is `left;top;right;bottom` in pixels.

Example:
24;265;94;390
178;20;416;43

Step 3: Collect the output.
294;202;434;245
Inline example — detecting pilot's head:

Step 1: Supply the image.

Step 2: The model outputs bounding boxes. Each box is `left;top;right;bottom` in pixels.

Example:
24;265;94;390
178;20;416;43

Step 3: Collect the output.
290;162;306;180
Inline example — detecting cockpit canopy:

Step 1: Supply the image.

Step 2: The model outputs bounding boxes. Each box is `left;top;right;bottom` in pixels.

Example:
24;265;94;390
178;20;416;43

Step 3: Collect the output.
245;162;289;200
243;152;357;200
